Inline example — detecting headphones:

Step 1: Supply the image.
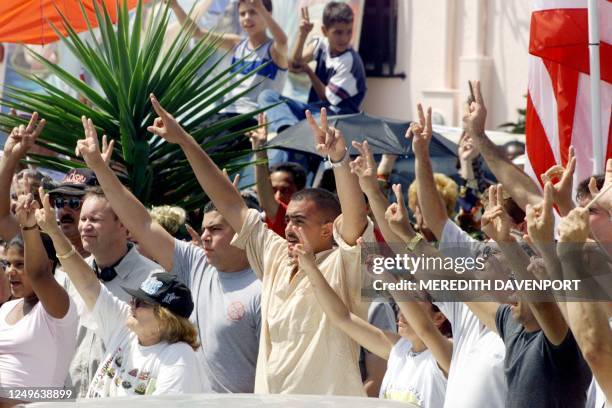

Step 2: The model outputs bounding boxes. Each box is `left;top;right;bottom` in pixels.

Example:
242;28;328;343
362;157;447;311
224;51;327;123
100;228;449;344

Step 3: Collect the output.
93;243;133;282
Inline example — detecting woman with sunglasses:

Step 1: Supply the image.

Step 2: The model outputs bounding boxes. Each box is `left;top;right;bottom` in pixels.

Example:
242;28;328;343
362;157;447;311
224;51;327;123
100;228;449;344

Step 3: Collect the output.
34;187;203;397
0;194;78;390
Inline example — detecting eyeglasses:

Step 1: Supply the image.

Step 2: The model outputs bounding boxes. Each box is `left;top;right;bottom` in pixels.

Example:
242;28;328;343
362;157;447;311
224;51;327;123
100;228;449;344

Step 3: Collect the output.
130;297;155;309
52;197;83;210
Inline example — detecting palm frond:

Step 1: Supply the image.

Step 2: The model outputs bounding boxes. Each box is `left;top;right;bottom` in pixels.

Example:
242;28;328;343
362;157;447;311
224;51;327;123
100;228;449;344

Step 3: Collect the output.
0;0;274;210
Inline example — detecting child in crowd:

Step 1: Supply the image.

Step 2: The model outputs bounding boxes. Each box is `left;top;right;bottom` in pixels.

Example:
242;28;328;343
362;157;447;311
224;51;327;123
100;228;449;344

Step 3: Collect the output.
168;0;288;119
292;225;451;406
0;195;78;389
259;2;367;133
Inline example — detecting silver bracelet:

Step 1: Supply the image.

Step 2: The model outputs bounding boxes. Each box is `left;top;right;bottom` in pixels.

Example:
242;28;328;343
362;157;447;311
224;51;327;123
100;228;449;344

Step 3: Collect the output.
327;147;349;168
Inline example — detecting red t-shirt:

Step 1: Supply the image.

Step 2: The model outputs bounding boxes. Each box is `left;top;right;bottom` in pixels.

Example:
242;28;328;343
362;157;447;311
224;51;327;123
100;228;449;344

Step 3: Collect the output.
265;200;288;237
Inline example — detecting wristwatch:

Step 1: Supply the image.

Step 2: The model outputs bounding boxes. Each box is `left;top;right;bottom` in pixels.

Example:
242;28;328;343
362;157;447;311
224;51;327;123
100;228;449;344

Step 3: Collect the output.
406;233;424;251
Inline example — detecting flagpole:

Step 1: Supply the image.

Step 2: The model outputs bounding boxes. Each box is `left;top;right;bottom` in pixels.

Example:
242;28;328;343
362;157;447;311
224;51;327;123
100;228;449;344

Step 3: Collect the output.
588;0;603;173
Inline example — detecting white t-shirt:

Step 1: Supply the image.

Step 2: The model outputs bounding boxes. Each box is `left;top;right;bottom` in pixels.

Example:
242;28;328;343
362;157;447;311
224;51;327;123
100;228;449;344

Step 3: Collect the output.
86;286;203;397
0;298;78;387
379;338;447;407
435;301;506;408
436;220;507;408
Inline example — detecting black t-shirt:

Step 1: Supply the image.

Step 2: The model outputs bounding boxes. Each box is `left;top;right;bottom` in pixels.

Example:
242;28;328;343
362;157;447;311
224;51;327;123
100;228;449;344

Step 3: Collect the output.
495;305;592;408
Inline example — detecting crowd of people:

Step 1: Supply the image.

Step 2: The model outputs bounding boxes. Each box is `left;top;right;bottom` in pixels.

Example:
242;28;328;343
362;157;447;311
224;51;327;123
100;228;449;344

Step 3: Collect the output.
0;1;610;407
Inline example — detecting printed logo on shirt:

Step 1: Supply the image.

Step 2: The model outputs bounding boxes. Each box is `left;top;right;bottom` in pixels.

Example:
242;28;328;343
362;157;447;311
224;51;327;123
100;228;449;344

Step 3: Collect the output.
227;301;246;321
383;385;424;406
88;347;158;397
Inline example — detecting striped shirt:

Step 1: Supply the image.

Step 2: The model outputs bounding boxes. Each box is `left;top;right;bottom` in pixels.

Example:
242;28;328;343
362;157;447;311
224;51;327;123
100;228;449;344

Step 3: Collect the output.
222;39;287;115
308;37;367;114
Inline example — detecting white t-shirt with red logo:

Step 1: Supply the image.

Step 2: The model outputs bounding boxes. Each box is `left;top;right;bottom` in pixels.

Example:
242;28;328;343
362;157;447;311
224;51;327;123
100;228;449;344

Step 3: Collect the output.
86;286;202;397
171;239;262;393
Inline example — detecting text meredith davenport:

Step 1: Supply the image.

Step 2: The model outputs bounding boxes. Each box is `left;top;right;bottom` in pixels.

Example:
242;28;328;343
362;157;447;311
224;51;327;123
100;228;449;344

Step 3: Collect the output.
372;279;581;292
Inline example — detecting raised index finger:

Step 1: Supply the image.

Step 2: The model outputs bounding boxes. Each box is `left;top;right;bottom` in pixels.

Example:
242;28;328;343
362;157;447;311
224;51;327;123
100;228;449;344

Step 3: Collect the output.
150;94;170;119
362;140;376;168
488;184;497;208
392;183;405;209
25;112;39;133
416;103;425;128
320;108;328;132
542;181;553;220
426;107;432;134
32;118;46;138
305;110;321;133
473;80;485;106
87;119;99;144
39;187;51;212
496;184;504;208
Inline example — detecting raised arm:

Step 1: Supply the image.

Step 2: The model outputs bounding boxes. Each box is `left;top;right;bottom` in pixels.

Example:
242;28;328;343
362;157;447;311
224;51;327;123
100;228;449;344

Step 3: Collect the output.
384;185;447;277
167;0;241;50
306;109;367;244
249;0;288;67
464;81;542;210
35;188;100;311
410;104;448;239
249;113;279;219
16;194;70;319
556;207;612;396
75;117;176;271
349;141;402;243
485;183;568;345
289;7;315;72
464;301;501;334
294;226;399;360
0;113;46;241
540;146;576;216
148;95;248;234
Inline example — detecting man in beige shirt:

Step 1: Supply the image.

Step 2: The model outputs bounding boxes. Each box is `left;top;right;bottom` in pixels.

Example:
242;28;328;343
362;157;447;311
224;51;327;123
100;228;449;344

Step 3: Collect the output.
146;96;371;395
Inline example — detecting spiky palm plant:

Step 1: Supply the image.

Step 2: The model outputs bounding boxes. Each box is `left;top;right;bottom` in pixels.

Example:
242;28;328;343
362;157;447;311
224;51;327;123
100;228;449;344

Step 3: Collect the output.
0;0;267;210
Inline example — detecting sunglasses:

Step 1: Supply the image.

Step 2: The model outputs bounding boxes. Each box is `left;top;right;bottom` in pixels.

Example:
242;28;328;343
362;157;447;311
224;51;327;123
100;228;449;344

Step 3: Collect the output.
130;297;155;309
52;197;83;210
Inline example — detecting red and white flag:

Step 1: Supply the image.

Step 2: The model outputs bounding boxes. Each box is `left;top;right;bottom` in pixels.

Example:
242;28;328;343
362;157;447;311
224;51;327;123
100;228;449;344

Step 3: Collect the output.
525;0;612;188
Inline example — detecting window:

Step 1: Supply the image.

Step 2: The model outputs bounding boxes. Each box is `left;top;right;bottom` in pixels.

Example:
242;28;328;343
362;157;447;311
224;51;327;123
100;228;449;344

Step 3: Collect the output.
358;0;404;78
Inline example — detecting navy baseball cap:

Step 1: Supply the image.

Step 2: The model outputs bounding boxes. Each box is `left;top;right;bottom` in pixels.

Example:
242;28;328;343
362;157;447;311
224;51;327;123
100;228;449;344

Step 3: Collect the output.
122;273;194;319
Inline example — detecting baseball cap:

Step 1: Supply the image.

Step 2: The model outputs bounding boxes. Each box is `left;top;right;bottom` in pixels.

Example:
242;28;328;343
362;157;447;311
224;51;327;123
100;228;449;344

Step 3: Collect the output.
122;273;194;319
49;168;99;196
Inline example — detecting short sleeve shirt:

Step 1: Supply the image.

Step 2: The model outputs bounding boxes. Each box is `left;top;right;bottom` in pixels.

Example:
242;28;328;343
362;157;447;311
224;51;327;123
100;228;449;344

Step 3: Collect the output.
231;209;375;395
308;37;367;114
171;239;261;393
87;286;202;397
495;305;592;408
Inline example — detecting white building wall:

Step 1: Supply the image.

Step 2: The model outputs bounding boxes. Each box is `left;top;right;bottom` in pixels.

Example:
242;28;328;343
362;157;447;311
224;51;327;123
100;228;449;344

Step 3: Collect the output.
363;0;531;132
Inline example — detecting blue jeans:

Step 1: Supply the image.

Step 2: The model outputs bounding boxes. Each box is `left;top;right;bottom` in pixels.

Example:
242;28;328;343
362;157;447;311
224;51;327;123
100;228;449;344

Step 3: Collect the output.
257;89;327;133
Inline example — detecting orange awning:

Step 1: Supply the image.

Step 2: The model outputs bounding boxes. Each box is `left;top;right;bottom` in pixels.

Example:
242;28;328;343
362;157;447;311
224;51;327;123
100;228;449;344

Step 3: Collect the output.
0;0;141;45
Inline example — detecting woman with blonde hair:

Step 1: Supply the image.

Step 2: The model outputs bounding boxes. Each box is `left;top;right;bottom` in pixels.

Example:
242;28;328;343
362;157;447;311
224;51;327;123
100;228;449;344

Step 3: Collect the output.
34;187;203;397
